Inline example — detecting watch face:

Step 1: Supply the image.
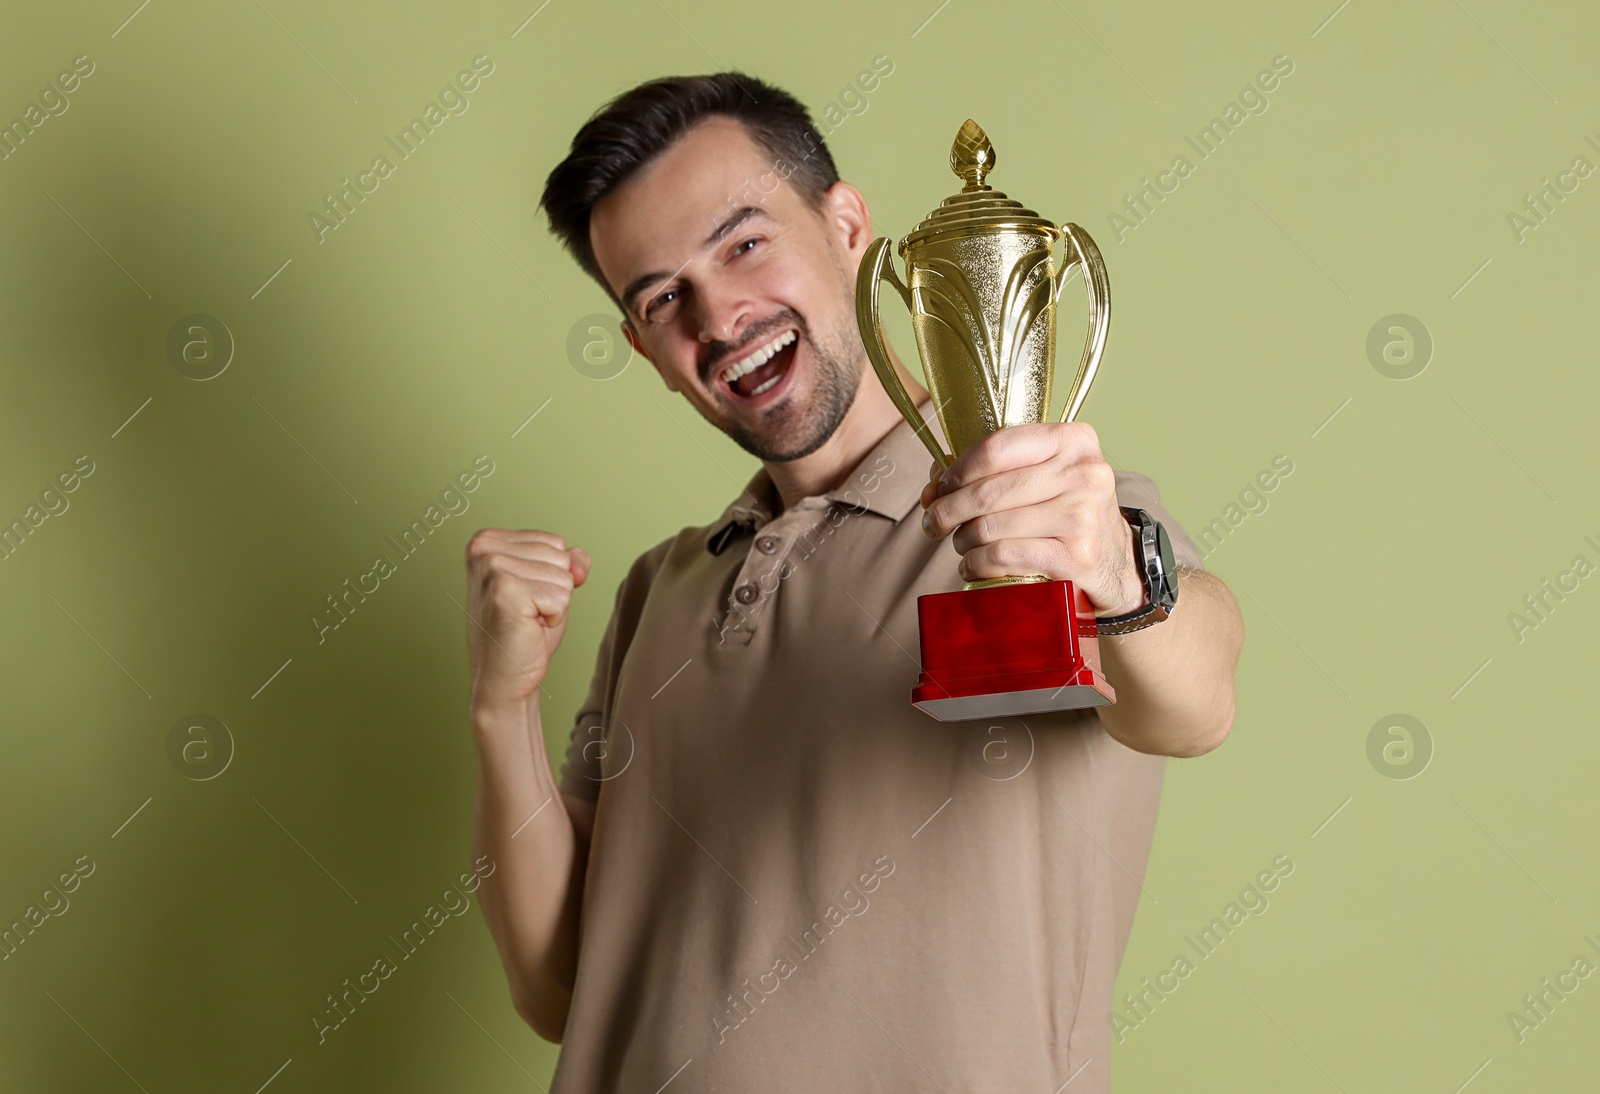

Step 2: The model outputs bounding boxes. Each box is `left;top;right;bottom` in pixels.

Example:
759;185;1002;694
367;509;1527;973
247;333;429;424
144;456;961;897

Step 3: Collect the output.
1102;509;1179;633
1152;521;1178;606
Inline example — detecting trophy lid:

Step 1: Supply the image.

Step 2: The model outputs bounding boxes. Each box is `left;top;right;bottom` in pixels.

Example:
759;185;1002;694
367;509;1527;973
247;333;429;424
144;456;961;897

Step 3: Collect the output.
900;119;1057;254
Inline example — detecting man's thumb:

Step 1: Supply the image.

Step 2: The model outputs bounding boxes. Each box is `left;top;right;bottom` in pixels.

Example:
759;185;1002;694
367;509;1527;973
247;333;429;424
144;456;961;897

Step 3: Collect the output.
569;547;593;585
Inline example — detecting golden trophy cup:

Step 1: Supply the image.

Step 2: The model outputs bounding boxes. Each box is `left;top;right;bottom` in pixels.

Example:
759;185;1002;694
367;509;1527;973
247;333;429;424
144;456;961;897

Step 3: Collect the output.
855;119;1115;721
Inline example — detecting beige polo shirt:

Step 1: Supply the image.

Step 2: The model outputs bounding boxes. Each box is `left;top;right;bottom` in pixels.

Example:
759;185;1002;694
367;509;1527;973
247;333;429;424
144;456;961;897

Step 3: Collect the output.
551;399;1205;1093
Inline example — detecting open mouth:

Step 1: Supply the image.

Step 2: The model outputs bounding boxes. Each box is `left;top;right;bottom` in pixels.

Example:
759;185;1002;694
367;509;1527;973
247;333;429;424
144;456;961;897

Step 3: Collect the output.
719;330;799;403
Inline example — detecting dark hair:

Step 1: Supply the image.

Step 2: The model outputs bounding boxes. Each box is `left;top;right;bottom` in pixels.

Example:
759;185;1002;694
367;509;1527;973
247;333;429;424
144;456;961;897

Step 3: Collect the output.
539;71;840;314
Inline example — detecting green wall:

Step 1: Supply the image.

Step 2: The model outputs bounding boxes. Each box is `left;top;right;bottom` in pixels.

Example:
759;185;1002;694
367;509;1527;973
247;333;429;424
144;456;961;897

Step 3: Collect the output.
1;0;1596;1089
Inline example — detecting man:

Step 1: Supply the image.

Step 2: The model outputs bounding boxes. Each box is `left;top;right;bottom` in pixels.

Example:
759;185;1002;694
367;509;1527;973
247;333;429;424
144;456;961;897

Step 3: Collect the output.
465;70;1243;1092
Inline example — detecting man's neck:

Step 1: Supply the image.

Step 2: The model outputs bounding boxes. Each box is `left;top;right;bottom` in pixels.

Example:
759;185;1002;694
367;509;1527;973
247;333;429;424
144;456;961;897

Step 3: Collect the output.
763;348;929;514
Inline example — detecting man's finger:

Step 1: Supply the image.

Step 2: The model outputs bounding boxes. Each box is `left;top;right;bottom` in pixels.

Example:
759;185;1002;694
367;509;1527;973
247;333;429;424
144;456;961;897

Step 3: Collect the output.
500;575;580;628
469;539;575;572
935;422;1099;497
569;547;593;585
923;463;1062;539
958;537;1073;585
947;498;1102;555
466;528;567;558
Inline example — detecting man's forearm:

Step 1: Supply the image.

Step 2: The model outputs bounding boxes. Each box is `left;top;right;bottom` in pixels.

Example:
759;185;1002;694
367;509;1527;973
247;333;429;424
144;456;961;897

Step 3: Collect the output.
470;696;586;1041
1095;568;1243;757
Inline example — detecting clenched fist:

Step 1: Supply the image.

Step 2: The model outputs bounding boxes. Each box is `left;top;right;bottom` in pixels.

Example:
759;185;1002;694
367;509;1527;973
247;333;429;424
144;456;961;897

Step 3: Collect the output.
464;528;591;714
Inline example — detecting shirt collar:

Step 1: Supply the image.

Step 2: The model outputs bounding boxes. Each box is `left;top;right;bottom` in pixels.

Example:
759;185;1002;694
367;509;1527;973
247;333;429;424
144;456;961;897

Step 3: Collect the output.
705;398;947;555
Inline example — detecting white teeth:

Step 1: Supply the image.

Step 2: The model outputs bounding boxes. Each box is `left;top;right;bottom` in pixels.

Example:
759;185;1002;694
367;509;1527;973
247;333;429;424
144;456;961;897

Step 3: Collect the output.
719;329;796;385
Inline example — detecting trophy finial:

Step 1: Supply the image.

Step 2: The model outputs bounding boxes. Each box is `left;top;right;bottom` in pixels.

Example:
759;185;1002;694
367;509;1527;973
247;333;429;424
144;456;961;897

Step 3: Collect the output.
950;119;995;192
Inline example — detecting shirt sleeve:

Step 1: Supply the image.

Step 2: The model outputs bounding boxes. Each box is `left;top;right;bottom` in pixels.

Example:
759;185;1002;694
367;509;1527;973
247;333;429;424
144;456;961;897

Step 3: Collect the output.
1112;469;1205;572
557;611;619;804
557;537;673;802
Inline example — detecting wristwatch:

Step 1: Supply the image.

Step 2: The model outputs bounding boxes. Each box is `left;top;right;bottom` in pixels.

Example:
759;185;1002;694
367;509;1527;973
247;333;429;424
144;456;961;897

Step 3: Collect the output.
1096;506;1179;636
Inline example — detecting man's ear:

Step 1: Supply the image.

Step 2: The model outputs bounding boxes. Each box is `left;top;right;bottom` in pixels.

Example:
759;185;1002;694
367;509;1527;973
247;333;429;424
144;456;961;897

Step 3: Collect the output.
621;318;677;393
820;182;873;268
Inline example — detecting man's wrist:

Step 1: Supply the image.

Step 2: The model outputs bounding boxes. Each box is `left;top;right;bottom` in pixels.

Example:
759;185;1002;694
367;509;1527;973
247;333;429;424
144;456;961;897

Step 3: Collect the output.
1095;507;1178;635
1095;558;1148;618
471;690;540;740
1094;509;1148;618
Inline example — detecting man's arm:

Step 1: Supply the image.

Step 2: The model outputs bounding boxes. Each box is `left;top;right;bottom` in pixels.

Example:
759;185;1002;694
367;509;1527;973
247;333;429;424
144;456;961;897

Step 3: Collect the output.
470;695;591;1043
919;421;1245;758
463;527;599;1043
1094;567;1243;757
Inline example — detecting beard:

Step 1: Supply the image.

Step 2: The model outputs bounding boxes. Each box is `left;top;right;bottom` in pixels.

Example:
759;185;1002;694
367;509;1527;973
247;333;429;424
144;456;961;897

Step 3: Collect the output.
712;309;862;463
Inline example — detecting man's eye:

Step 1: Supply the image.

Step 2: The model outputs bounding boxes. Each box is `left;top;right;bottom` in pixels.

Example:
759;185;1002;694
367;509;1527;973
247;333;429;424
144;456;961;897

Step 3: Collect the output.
646;289;677;316
734;237;761;255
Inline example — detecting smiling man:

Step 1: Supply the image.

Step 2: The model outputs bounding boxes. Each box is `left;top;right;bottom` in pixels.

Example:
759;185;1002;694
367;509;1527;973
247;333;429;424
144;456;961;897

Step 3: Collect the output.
464;70;1244;1093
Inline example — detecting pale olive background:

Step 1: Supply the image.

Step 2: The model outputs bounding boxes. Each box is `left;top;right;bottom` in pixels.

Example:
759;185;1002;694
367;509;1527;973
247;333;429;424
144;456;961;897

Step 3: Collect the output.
2;0;1597;1090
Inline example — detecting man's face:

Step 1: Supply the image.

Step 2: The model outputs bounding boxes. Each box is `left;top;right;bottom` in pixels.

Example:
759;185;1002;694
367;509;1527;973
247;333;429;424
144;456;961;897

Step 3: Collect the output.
589;116;872;462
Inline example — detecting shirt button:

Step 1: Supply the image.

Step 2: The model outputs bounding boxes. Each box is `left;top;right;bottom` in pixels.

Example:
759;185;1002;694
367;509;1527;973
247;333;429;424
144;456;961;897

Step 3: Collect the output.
734;583;759;604
755;535;780;554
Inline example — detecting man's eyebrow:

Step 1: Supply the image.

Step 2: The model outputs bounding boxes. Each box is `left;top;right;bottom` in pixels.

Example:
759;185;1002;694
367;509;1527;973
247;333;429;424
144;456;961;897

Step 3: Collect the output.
620;205;773;316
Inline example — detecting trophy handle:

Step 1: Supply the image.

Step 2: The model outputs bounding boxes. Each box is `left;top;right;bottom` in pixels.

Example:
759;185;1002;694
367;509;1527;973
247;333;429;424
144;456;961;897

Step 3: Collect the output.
856;237;953;469
1052;222;1111;424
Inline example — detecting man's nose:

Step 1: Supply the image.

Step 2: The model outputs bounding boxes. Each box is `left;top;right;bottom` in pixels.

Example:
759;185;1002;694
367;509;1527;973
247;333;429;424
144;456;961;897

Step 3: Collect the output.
694;279;753;348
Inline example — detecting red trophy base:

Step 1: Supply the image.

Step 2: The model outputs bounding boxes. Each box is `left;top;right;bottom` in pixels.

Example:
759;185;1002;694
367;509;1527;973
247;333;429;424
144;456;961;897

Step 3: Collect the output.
910;578;1115;721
